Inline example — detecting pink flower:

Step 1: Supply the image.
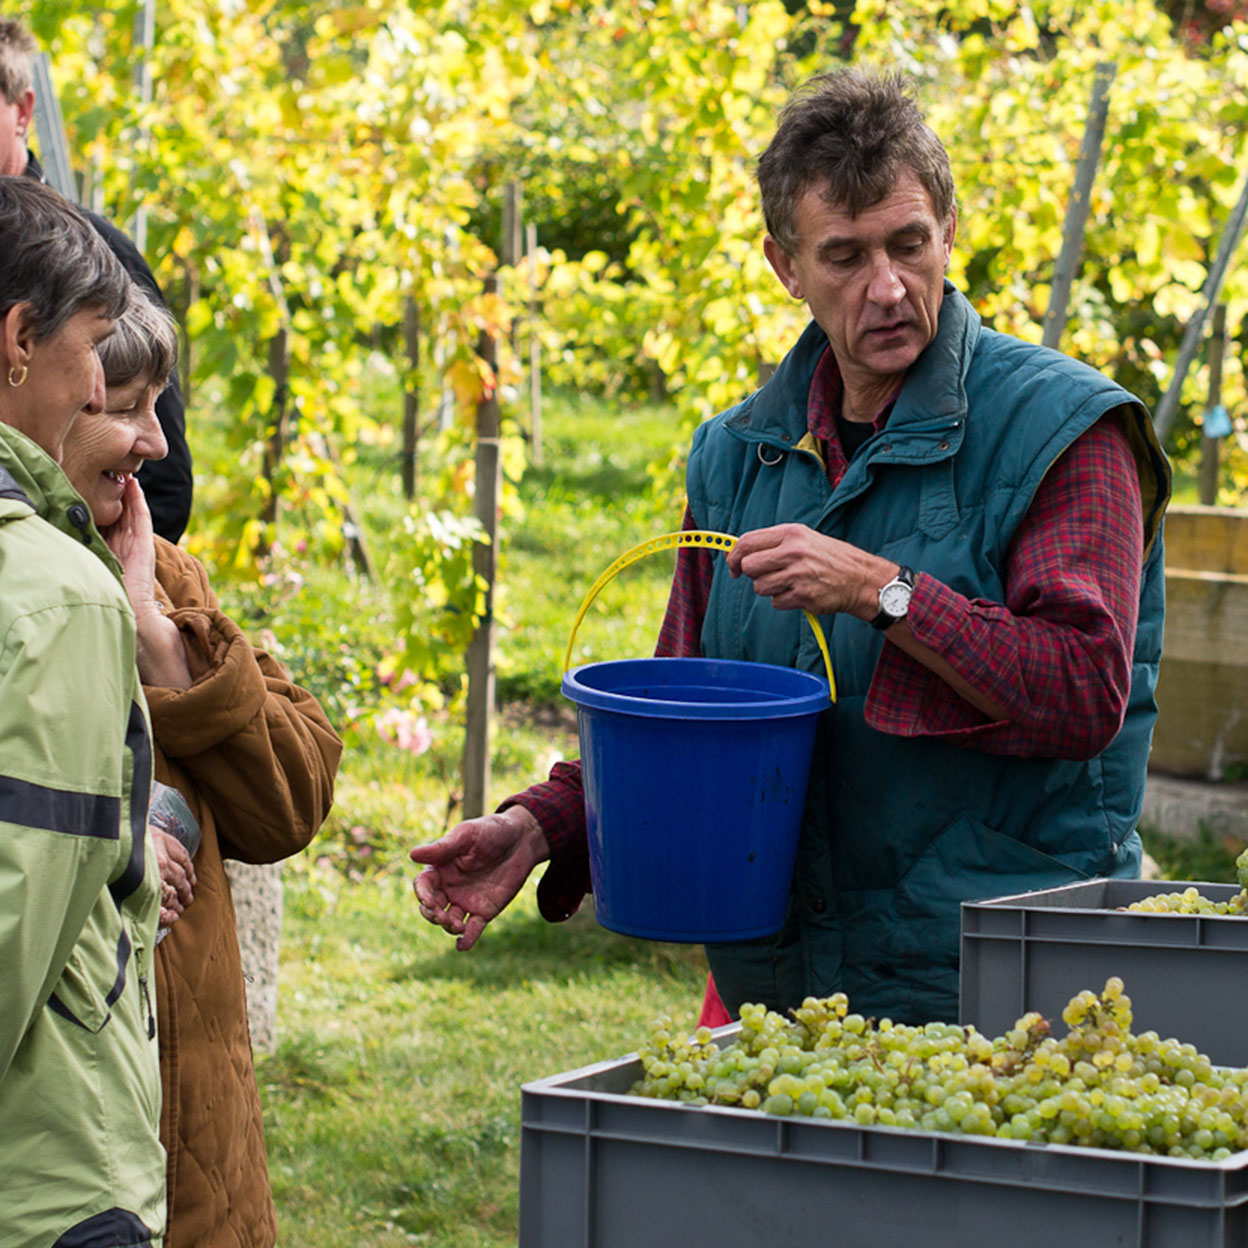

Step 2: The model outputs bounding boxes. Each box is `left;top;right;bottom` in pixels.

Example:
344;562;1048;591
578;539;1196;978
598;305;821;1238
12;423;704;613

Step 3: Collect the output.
375;707;433;756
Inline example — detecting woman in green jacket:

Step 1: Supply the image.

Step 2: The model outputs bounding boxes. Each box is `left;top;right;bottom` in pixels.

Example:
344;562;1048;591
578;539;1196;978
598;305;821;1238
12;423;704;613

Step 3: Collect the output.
0;177;166;1247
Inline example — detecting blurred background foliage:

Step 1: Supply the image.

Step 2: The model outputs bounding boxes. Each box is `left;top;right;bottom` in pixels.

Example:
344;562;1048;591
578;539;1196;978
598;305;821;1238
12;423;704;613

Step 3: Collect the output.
18;0;1248;726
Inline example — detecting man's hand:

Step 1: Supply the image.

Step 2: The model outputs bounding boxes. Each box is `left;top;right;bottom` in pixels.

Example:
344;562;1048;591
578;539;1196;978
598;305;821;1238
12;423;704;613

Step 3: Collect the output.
410;807;550;951
726;523;897;620
152;827;196;929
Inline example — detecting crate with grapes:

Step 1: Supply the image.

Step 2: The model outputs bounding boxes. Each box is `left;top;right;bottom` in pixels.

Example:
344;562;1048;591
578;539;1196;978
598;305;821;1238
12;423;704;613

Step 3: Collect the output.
520;978;1248;1247
961;850;1248;1069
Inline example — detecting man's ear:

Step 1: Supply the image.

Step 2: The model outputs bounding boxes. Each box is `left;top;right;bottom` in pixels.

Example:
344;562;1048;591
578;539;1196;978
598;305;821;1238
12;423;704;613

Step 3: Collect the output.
764;235;803;301
14;88;34;137
941;205;957;271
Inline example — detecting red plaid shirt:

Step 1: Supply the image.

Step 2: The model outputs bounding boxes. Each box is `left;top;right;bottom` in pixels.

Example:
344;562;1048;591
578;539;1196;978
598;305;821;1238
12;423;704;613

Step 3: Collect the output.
508;346;1146;921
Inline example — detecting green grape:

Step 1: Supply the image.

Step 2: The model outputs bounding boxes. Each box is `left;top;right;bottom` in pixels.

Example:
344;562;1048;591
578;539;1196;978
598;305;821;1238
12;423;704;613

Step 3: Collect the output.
1127;871;1248;916
627;978;1248;1164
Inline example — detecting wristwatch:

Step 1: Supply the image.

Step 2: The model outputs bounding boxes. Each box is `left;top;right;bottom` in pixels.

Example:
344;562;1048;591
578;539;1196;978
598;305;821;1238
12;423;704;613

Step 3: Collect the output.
871;566;916;631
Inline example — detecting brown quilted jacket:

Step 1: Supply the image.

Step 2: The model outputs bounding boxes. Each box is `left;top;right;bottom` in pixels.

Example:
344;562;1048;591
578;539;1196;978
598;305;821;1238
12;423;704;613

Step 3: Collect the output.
147;538;343;1247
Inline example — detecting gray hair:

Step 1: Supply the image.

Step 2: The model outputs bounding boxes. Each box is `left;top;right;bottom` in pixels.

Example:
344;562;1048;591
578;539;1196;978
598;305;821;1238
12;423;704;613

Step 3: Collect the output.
0;177;130;338
0;18;35;104
99;285;179;390
757;68;955;255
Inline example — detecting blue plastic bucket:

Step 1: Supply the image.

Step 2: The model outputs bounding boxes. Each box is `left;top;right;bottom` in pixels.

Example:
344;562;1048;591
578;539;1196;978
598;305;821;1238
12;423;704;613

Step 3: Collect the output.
561;656;829;943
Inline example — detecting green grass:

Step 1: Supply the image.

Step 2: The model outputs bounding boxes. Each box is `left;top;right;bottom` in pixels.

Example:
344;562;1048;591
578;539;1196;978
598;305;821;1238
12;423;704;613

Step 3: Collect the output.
1140;823;1242;885
264;877;705;1247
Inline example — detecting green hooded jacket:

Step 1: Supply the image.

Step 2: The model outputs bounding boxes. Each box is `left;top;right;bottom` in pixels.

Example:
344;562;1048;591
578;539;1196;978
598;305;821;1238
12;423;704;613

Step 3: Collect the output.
0;423;165;1247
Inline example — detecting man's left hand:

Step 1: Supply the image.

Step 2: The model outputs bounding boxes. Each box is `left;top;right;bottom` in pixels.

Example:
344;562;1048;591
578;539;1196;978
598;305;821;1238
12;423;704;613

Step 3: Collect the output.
726;523;897;620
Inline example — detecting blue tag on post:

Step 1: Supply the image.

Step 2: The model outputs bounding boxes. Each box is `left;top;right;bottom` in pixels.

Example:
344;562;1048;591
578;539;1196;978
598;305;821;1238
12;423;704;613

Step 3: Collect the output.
1204;404;1233;438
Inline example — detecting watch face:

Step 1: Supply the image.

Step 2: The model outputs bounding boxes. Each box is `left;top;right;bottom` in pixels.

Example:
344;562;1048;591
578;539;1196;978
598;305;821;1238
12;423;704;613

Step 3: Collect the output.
880;581;912;616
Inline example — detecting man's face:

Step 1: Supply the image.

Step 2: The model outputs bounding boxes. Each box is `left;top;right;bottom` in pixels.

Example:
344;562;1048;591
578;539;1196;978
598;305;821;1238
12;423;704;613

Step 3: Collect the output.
0;89;33;177
764;168;955;396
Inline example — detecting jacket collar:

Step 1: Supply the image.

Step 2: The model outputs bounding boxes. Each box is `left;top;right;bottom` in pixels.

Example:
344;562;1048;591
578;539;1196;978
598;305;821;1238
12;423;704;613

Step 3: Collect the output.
728;280;981;445
0;422;116;561
891;279;980;426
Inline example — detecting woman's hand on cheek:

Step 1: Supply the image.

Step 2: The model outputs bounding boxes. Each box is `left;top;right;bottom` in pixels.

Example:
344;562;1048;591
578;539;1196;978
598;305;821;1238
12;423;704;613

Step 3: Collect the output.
104;476;160;623
104;476;193;689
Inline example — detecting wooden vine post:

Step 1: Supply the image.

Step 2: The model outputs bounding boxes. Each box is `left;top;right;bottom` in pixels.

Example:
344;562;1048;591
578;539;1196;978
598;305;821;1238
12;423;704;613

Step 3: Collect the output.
254;210;292;552
504;182;523;356
30;54;75;199
402;296;420;500
462;184;521;818
462;291;501;819
129;0;156;254
1041;62;1116;351
1198;304;1228;506
1154;170;1248;441
527;221;543;467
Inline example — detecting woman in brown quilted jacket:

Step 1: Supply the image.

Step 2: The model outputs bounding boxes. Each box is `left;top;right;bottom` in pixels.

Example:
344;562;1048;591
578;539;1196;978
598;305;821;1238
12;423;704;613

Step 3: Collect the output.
61;284;344;1246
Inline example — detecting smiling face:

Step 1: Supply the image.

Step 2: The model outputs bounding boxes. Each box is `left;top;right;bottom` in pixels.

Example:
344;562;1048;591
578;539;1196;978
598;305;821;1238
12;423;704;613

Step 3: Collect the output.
763;168;955;417
61;374;168;528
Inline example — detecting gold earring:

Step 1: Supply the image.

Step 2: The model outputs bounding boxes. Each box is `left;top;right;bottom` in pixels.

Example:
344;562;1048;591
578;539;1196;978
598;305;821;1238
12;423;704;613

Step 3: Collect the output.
7;365;27;387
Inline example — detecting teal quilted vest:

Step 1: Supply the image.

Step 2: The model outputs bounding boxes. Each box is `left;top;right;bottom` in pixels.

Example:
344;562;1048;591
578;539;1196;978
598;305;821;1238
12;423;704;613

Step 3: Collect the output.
687;283;1170;1025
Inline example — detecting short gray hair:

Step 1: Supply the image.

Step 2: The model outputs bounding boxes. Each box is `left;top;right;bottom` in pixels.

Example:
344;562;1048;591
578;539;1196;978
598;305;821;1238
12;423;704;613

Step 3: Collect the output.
0;177;130;339
758;68;955;255
0;18;36;104
99;285;179;390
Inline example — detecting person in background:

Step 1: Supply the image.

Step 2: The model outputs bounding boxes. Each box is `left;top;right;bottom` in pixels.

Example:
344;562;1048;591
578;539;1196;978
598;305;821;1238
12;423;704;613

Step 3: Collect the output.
60;285;344;1247
410;67;1170;1029
0;176;165;1247
0;14;194;543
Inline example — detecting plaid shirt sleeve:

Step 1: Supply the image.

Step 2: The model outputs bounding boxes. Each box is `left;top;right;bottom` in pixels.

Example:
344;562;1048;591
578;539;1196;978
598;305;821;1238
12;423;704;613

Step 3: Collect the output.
499;759;591;921
504;504;711;921
865;412;1145;757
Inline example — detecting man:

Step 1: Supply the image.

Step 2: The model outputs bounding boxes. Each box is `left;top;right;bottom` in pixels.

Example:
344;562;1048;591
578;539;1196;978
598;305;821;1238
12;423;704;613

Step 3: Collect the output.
410;69;1170;1025
0;16;193;543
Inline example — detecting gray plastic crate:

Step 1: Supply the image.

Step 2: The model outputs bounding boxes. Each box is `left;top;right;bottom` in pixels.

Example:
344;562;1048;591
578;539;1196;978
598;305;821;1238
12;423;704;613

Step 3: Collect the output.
961;879;1248;1067
519;1028;1248;1248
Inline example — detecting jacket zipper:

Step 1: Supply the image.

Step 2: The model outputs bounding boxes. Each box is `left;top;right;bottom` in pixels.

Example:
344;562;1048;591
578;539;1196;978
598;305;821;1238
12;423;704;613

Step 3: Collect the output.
139;973;155;1039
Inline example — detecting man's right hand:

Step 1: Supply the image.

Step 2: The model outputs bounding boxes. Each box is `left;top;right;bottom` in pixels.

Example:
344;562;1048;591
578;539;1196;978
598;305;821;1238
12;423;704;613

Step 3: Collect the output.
410;806;550;951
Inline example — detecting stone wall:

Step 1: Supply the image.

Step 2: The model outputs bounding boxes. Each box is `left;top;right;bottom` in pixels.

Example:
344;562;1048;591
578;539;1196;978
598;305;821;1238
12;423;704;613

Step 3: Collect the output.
223;859;283;1055
1141;774;1248;847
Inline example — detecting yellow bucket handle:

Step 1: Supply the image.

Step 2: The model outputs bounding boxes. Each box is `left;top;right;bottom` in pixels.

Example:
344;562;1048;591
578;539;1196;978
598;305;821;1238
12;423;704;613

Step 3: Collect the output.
563;529;836;702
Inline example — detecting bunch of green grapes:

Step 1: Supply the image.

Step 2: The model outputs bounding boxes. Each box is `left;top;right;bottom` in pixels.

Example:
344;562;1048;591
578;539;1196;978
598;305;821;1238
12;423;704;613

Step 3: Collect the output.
1126;847;1248;914
630;979;1248;1160
1128;885;1248;914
